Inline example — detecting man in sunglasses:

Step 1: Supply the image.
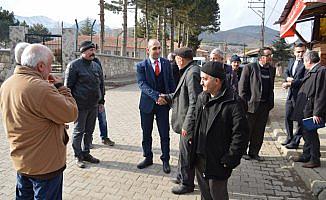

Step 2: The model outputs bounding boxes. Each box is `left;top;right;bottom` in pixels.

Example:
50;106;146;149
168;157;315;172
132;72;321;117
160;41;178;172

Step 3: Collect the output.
136;39;175;173
239;47;276;161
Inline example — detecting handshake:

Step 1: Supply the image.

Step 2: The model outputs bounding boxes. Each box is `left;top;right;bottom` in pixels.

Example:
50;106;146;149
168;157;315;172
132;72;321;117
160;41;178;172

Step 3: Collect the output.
156;94;171;105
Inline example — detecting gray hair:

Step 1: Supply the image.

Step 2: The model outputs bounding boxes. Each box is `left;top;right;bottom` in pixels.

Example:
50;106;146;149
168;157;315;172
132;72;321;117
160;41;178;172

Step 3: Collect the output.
167;52;176;61
21;44;54;68
210;48;223;57
14;42;30;64
303;50;320;64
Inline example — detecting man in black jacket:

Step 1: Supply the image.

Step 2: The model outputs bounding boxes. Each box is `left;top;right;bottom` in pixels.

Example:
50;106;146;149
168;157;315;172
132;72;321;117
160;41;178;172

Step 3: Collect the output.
190;61;249;200
65;41;104;168
238;47;276;161
281;43;306;149
292;51;326;168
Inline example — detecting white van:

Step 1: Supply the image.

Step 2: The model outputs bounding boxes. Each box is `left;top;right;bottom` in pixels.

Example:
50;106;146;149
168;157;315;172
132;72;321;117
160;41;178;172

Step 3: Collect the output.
193;57;206;67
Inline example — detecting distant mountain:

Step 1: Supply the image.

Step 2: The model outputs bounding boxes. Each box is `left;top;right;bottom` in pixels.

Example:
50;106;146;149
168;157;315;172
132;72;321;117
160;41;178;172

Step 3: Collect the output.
199;26;279;48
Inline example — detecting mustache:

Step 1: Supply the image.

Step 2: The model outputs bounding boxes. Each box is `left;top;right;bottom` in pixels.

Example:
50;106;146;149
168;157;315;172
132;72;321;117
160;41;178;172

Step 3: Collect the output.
90;53;95;57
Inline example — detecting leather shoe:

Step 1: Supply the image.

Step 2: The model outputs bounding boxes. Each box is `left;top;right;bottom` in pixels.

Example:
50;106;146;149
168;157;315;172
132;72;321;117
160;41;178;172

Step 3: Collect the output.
83;154;100;164
281;138;292;146
302;161;320;168
171;185;194;195
137;159;153;169
250;155;265;161
285;143;299;149
163;162;171;174
292;157;309;163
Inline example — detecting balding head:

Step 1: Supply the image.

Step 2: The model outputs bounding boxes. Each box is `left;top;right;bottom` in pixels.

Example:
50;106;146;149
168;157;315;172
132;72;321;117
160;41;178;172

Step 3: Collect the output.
147;39;161;59
14;42;30;65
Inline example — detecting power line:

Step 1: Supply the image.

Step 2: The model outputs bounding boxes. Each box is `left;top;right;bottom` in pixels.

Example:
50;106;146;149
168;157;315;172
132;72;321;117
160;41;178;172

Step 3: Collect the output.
248;0;265;48
266;0;279;25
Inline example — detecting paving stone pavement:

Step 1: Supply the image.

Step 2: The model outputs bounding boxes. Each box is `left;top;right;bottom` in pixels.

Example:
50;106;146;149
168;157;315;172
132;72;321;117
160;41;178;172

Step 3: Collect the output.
0;83;314;200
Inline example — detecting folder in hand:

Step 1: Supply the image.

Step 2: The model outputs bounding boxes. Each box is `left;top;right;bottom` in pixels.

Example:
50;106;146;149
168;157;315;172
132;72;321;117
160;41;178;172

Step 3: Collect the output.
302;117;325;131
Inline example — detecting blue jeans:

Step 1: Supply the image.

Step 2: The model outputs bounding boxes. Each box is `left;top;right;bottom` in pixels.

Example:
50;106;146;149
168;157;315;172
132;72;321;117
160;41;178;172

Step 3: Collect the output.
16;172;63;200
98;107;108;139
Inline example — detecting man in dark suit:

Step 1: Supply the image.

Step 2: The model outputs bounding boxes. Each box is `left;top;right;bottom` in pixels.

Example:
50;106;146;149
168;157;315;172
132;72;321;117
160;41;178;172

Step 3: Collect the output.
164;47;202;194
292;51;326;168
281;43;306;149
136;39;175;173
239;47;276;161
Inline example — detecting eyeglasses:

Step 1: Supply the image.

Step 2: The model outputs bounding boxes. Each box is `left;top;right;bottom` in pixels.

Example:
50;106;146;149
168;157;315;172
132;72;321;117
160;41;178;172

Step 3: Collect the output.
152;47;161;50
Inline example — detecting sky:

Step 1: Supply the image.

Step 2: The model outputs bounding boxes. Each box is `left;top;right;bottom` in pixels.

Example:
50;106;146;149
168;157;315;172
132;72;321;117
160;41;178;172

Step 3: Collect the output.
1;0;313;40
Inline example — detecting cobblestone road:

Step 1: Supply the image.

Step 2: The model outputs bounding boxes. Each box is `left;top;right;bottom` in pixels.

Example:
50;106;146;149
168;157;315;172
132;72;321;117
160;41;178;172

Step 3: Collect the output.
0;84;313;199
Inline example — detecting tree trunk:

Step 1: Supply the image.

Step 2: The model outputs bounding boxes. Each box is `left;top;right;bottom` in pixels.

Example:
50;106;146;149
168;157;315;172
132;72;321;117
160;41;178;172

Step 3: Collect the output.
177;22;182;48
162;8;167;57
156;15;161;41
99;0;105;53
186;25;189;47
134;0;138;58
182;23;186;47
170;8;174;53
121;0;128;56
145;0;149;42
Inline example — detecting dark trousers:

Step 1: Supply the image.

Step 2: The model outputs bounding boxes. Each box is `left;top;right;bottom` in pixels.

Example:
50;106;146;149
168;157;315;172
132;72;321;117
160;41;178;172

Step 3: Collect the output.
98;107;109;139
247;102;270;156
176;134;195;188
140;105;170;162
302;128;321;163
16;172;63;200
72;107;98;158
285;100;303;145
195;157;229;200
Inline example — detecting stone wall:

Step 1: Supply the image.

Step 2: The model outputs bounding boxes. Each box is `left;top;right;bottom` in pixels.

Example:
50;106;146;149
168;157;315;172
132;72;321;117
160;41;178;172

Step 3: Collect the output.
62;28;77;69
96;54;142;79
0;49;11;81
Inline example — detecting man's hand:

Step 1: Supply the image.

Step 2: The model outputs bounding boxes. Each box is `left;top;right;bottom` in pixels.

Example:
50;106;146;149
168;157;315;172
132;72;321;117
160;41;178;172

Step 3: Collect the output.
313;116;323;124
286;77;294;82
282;82;291;89
48;74;63;84
58;86;72;97
156;96;167;105
181;129;188;137
98;104;105;113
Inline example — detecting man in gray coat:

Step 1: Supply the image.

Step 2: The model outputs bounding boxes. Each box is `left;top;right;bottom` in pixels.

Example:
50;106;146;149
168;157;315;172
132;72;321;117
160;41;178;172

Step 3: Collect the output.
163;47;202;194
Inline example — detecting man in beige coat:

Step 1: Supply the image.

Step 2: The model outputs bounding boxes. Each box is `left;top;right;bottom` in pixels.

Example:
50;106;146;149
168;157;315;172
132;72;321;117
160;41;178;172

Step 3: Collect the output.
0;44;78;199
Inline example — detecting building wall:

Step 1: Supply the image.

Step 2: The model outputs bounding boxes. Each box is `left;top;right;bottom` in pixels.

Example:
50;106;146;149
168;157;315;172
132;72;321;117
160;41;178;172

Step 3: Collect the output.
0;50;11;81
96;54;142;79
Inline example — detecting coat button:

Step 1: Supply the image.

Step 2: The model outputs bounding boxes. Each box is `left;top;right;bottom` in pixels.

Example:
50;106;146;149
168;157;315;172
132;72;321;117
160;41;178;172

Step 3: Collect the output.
203;173;205;178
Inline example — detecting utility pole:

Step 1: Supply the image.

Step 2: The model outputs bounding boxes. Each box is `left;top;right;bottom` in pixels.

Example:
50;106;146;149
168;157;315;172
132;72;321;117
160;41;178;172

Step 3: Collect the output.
248;0;265;48
99;0;105;53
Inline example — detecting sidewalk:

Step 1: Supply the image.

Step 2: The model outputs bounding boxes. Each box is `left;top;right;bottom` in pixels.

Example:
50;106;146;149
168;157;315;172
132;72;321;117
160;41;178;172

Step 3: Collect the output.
0;83;313;199
270;82;326;200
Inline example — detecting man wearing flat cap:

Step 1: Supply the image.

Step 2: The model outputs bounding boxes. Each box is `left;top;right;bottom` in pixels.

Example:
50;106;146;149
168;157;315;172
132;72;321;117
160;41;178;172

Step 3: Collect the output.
190;61;249;200
164;47;202;194
65;41;104;168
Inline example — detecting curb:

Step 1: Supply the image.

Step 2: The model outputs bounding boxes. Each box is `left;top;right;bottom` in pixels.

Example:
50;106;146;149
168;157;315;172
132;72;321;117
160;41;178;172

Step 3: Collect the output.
269;116;326;200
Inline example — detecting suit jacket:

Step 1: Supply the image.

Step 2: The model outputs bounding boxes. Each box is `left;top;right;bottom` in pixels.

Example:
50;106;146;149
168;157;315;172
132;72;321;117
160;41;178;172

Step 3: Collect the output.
284;58;305;102
136;57;175;114
292;64;326;121
168;61;202;135
238;61;276;113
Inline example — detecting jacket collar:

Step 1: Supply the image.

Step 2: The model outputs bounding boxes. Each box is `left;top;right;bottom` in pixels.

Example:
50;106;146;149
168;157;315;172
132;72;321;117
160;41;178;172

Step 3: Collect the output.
14;66;45;80
174;61;196;94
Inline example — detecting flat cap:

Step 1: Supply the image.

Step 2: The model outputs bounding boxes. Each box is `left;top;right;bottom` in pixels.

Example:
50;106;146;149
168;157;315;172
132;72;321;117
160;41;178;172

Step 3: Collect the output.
201;61;226;80
174;47;193;59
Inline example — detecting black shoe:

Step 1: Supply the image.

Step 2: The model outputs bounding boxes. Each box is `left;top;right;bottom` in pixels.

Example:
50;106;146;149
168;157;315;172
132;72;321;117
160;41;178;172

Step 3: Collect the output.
242;155;251;160
171;185;194;195
285;143;299;149
281;138;292;146
83;154;100;164
137;159;153;169
102;138;115;146
163;162;171;174
75;157;86;168
171;178;181;184
250;155;265;161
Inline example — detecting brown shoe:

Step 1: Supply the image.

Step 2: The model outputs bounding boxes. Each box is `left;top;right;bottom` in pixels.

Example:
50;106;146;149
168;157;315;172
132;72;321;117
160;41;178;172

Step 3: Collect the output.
302;161;320;168
102;138;115;146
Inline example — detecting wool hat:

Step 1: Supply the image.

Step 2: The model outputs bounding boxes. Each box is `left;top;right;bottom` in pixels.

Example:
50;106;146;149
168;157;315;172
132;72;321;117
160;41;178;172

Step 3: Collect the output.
230;55;241;62
80;41;95;53
201;61;226;80
174;47;193;59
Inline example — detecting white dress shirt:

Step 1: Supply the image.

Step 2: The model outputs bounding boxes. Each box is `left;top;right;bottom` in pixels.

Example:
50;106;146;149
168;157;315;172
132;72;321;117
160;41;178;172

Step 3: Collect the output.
149;57;161;73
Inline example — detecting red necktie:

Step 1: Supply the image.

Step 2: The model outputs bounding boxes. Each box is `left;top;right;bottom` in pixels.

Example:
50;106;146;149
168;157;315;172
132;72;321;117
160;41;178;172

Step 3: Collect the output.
154;59;160;76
